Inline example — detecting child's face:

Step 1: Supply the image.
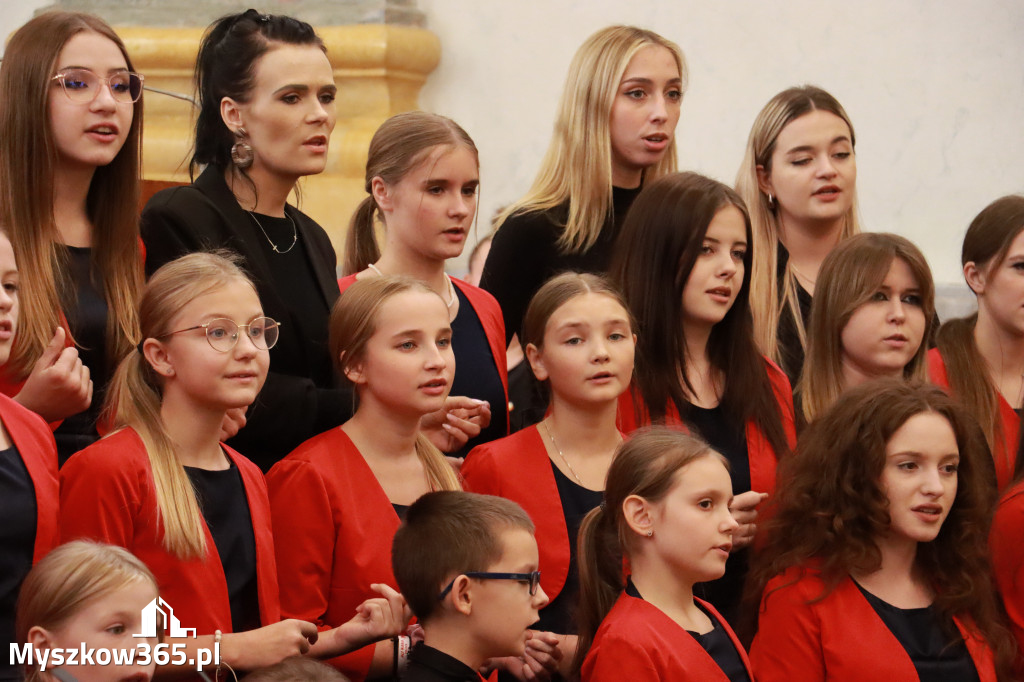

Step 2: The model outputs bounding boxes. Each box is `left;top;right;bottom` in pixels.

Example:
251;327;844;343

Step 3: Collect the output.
40;579;158;682
471;528;548;658
648;455;738;585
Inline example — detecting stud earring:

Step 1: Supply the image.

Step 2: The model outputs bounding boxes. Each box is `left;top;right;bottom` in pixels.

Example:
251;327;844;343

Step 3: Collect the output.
231;127;253;169
646;529;654;537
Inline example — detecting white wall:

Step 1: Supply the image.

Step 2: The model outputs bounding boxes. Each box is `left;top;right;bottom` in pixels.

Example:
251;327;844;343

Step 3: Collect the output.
417;0;1024;286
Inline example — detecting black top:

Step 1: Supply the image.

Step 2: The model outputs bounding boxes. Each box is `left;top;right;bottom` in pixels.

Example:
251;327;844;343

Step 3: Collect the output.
403;643;482;682
392;503;409;520
185;461;260;633
141;165;352;471
686;402;751;624
55;245;110;465
0;444;34;681
625;578;750;682
481;186;642;345
535;459;603;634
450;286;508;455
855;582;980;682
775;244;813;389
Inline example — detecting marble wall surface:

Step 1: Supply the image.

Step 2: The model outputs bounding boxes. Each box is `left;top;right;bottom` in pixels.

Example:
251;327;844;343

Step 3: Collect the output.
416;0;1024;288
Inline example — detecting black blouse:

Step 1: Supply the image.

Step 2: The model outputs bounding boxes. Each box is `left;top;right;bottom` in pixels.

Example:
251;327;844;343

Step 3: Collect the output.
0;444;34;681
450;286;508;455
55;245;110;465
534;459;603;635
626;578;750;682
686;402;751;624
775;244;813;389
855;582;981;682
185;461;260;633
404;643;483;682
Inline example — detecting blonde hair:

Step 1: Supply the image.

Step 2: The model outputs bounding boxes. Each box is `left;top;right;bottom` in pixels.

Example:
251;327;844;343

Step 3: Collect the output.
16;541;157;681
495;26;686;254
0;11;142;379
103;251;258;559
343;111;479;275
735;85;860;366
329;276;461;492
799;233;934;424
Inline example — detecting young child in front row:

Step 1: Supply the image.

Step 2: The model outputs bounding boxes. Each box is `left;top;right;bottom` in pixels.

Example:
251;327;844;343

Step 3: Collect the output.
392;491;550;682
575;427;753;681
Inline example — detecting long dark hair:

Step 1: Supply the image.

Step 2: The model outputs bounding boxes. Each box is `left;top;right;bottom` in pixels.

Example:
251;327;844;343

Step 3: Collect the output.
748;379;1014;680
191;8;324;176
611;171;789;458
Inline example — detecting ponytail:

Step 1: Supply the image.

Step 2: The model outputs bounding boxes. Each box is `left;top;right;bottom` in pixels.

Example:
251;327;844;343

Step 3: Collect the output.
342;196;381;276
573;504;625;675
104;349;207;559
415;434;461;492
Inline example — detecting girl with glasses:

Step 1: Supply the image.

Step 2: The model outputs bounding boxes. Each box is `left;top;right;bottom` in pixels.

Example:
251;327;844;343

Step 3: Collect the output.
268;276;463;680
575;428;753;681
0;11;145;464
60;253;409;676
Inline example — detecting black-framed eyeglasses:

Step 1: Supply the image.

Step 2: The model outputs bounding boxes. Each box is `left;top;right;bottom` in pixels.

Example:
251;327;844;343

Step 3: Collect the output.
437;571;541;600
52;68;144;103
157;317;280;353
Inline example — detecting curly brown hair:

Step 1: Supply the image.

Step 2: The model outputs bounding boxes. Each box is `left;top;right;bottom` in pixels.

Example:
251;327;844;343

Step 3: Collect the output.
747;379;1015;678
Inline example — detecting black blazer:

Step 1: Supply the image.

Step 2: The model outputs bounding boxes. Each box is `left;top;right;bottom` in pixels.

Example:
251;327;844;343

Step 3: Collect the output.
140;165;351;470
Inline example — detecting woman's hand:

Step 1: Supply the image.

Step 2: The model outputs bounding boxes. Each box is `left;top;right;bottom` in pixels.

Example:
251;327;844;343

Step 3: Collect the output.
314;583;411;656
730;490;769;551
421;396;491;452
14;327;92;422
218;407;248;441
482;631;563;681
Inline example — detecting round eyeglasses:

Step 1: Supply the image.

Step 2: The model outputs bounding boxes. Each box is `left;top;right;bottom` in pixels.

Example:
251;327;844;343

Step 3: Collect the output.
157;317;280;353
51;68;144;104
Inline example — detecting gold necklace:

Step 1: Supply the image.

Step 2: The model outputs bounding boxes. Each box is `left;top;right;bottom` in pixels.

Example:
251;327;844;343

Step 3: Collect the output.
788;262;817;286
247;211;297;254
543;420;585;486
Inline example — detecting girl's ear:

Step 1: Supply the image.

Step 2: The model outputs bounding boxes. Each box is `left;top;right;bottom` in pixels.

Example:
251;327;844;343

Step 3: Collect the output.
963;261;986;296
143;338;175;378
525;343;548;382
622;494;655;538
370;177;392;212
27;625;52;650
755;164;774;199
340;351;367;385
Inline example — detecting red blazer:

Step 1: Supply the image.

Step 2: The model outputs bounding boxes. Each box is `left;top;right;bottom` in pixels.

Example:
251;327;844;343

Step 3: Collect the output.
581;592;753;681
266;427;405;680
338;274;509;406
750;565;997;682
928;348;1018;489
616;358;796;495
59;428;282;635
0;393;59;562
991;479;1024;676
463;424;600;607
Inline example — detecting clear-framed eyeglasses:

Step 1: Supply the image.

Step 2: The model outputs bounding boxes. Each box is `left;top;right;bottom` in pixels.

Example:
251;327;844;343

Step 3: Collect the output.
157;317;280;353
51;68;144;104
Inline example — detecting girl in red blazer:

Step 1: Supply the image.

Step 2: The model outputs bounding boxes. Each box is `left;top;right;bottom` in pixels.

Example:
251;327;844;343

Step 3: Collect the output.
611;171;796;620
60;253;404;676
749;379;1014;682
463;272;636;674
990;439;1024;677
931;195;1024;490
574;427;752;681
267;276;462;681
0;230;61;682
340;112;503;455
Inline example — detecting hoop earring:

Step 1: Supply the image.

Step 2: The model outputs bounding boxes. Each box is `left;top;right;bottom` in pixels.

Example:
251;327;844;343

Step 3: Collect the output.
231;127;253;169
767;192;775;208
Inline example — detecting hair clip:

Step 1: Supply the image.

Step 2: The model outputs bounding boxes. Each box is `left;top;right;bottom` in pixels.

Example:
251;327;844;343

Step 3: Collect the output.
599;500;607;511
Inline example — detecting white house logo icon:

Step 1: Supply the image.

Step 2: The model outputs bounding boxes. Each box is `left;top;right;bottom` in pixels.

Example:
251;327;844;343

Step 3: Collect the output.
134;597;197;638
